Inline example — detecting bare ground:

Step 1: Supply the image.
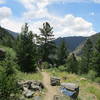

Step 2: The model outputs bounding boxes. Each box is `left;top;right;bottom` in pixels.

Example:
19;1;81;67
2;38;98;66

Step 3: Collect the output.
41;71;59;100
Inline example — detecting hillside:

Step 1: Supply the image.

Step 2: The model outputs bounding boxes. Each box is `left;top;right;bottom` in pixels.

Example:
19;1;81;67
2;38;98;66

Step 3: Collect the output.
0;26;16;48
74;33;100;56
54;36;87;52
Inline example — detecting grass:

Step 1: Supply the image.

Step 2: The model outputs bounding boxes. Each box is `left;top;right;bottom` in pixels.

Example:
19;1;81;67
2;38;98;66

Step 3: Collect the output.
16;71;43;81
46;68;100;100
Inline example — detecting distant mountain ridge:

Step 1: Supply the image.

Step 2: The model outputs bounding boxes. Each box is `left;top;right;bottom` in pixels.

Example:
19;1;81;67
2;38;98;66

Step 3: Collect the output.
74;33;100;56
54;36;87;52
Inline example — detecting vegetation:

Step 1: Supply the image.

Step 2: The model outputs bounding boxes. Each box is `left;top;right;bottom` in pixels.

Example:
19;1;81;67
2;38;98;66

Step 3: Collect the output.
16;23;36;72
0;22;100;100
0;48;19;100
47;69;100;100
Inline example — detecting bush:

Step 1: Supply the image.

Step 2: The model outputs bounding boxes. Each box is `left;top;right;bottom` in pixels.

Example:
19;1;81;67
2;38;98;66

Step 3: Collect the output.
87;70;97;81
58;65;66;71
0;51;19;100
95;77;100;83
41;62;50;69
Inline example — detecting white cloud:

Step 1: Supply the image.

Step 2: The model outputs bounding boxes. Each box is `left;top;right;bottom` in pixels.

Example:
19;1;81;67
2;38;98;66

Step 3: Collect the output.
47;14;95;37
0;0;96;37
0;18;23;32
92;0;100;3
0;0;5;4
0;7;12;20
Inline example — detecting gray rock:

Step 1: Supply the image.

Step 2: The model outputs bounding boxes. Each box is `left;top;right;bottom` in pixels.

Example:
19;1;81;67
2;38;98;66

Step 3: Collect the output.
34;96;41;100
60;83;79;99
31;84;41;91
61;83;79;91
50;77;60;86
24;90;34;98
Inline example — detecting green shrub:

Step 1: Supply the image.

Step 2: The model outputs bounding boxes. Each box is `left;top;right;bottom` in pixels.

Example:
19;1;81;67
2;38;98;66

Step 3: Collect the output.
41;62;50;69
0;51;19;100
87;70;97;81
58;65;66;71
95;77;100;83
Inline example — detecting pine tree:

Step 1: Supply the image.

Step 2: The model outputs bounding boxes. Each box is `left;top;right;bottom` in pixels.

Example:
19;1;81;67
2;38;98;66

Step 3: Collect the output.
66;53;78;74
80;39;93;74
16;23;36;72
57;40;68;65
39;22;56;62
93;38;100;76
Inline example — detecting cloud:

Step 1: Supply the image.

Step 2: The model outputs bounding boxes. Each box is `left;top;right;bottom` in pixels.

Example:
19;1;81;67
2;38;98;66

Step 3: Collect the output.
0;0;6;4
0;18;23;32
47;14;95;37
92;0;100;3
0;7;12;20
0;0;96;37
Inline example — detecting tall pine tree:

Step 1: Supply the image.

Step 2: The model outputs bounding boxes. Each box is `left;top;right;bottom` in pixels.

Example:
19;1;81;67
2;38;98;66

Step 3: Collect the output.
39;22;55;63
57;40;68;65
66;53;78;74
93;38;100;76
16;23;36;72
80;39;93;74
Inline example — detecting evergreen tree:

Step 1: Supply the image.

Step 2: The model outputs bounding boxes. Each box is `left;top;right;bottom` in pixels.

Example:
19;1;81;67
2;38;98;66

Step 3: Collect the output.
93;38;100;76
80;39;93;74
39;22;56;63
66;53;78;74
57;40;68;65
16;23;36;72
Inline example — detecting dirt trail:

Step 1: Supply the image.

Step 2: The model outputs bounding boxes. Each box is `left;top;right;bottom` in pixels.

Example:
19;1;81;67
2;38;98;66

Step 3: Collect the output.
41;71;59;100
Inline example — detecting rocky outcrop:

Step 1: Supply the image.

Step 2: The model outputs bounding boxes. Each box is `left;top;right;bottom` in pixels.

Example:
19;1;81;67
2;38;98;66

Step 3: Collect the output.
50;77;60;86
60;83;79;99
18;80;44;99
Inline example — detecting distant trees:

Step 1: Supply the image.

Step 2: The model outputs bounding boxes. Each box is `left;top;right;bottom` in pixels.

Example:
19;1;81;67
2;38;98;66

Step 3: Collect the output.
57;40;68;66
66;53;78;74
0;26;15;48
16;23;36;72
93;38;100;77
80;39;93;74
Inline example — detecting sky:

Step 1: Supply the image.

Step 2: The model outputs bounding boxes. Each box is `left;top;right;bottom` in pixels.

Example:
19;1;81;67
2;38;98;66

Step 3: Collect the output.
0;0;100;38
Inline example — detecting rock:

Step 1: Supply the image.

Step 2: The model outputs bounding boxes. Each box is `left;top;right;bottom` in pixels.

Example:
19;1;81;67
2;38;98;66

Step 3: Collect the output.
31;84;41;91
50;77;60;86
80;77;87;81
60;83;79;99
34;96;41;100
61;83;79;91
23;90;34;98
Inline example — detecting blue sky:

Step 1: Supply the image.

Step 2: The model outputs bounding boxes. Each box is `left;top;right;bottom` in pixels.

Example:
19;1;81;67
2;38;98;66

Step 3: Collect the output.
0;0;100;37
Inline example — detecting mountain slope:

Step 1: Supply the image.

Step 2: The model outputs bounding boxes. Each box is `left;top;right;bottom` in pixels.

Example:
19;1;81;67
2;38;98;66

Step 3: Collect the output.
0;26;16;48
74;33;100;56
54;36;87;52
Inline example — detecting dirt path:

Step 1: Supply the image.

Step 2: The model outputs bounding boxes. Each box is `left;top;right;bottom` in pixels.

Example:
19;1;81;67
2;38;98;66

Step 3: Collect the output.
41;71;59;100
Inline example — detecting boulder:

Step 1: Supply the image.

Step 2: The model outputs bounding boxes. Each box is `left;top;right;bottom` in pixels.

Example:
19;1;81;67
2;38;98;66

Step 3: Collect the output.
60;83;79;99
31;84;41;91
50;77;60;86
23;90;34;98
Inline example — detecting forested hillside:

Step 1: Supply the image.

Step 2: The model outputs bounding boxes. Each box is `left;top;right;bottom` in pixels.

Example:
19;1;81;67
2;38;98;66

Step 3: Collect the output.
0;26;15;48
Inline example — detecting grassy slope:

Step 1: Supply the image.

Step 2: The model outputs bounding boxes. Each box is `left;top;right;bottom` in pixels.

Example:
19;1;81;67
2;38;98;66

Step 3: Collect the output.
16;71;43;81
47;69;100;100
